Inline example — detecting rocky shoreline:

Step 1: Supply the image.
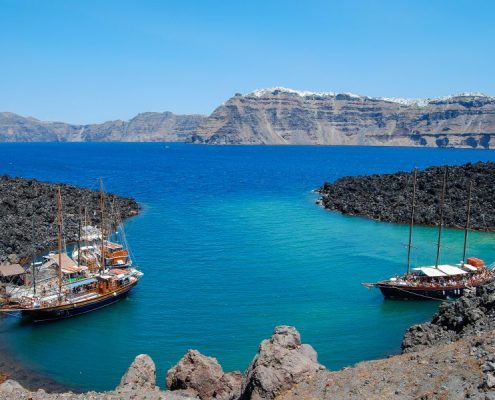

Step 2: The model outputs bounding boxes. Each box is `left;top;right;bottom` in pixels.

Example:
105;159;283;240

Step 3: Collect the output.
0;349;74;394
0;175;139;391
0;175;139;263
3;284;495;400
317;161;495;231
2;174;495;398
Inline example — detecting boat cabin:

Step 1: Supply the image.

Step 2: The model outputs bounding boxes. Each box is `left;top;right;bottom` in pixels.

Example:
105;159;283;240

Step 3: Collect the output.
0;263;26;285
44;253;88;282
67;277;97;294
104;241;130;267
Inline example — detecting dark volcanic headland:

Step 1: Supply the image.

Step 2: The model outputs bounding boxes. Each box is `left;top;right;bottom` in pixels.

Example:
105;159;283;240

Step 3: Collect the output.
0;175;139;263
317;161;495;231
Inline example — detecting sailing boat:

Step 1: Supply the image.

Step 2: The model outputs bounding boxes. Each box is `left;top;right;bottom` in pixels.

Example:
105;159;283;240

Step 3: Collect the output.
0;182;143;321
364;167;495;300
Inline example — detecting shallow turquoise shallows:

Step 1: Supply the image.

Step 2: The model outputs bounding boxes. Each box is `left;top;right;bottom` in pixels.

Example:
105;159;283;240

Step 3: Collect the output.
1;143;495;391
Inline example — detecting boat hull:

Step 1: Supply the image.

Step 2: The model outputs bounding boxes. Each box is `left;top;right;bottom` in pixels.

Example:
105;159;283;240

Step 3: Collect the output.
21;280;138;322
377;284;467;300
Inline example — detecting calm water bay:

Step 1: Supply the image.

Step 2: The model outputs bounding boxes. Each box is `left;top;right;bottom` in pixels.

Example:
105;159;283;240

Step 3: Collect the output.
1;143;495;391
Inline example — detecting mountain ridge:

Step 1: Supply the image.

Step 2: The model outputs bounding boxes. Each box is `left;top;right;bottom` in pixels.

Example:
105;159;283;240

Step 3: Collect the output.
0;111;206;142
3;88;495;147
191;88;495;147
247;87;494;106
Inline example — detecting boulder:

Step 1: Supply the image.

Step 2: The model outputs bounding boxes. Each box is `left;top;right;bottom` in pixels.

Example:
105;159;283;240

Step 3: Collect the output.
0;379;27;395
241;326;325;400
213;372;243;400
118;354;156;391
167;350;223;399
167;350;242;400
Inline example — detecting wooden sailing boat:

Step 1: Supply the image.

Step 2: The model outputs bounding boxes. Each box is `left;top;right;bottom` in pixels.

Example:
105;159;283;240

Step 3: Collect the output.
0;183;143;321
364;168;495;300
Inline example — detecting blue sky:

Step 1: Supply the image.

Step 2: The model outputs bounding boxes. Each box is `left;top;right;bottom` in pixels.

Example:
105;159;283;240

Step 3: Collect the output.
1;0;494;123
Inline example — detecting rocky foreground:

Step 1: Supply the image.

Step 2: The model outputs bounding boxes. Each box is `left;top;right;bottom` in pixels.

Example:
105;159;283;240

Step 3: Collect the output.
318;161;495;231
3;282;495;399
0;176;139;262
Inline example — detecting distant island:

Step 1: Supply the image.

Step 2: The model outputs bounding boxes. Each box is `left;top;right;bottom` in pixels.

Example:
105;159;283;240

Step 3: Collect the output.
2;88;495;148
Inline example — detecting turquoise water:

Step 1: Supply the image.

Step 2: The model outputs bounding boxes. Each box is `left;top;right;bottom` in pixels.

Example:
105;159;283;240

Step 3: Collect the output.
0;143;495;391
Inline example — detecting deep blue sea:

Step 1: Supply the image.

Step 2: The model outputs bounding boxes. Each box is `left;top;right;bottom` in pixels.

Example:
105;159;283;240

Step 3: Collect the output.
1;143;495;391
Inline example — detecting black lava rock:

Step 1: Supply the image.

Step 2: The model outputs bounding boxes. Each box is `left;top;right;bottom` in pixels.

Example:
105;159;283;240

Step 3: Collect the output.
0;176;139;263
317;162;495;231
401;282;495;353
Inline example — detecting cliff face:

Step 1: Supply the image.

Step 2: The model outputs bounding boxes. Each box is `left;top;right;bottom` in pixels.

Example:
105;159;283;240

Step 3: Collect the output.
0;112;206;142
191;88;495;147
4;88;495;146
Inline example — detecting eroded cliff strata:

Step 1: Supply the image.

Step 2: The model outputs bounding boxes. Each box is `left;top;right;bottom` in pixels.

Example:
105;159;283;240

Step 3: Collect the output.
191;88;495;147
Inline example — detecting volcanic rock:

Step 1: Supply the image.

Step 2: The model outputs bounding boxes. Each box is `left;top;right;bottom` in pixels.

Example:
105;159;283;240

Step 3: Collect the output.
241;325;324;400
166;350;241;400
0;379;28;396
214;372;243;400
402;282;495;353
318;162;495;231
117;354;156;391
0;175;139;262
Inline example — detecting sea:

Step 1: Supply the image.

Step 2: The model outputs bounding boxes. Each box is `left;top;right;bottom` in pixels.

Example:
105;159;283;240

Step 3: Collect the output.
0;143;495;391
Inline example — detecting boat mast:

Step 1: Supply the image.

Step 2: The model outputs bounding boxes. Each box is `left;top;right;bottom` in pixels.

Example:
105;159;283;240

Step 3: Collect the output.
57;187;63;297
462;179;473;265
100;178;105;273
435;167;448;269
406;169;417;275
84;206;88;248
31;215;36;295
77;209;82;267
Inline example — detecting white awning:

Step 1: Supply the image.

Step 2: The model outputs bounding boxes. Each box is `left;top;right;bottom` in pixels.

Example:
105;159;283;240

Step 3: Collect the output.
437;265;468;276
412;267;447;277
457;263;478;272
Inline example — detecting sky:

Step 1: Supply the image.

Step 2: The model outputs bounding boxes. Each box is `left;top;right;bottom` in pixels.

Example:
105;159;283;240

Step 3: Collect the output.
1;0;494;124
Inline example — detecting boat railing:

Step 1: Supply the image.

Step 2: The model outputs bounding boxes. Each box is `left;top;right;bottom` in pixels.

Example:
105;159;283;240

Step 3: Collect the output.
67;288;99;302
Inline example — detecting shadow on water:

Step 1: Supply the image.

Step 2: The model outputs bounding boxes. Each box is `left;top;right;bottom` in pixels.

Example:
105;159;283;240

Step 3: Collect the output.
378;298;440;315
0;314;83;393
